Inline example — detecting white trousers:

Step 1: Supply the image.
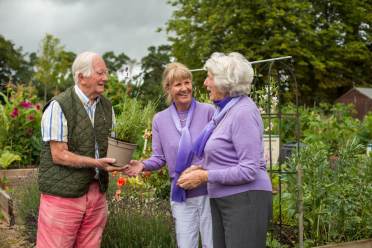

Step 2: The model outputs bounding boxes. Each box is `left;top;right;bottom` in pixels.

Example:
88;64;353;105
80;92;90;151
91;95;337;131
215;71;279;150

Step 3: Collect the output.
171;195;213;248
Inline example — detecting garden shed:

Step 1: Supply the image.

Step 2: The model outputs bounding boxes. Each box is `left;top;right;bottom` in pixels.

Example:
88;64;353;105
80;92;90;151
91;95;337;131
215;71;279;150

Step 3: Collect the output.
336;87;372;119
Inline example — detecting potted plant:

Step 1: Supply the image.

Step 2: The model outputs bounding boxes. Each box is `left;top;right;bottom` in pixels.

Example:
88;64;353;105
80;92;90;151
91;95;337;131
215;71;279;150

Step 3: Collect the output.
107;97;156;166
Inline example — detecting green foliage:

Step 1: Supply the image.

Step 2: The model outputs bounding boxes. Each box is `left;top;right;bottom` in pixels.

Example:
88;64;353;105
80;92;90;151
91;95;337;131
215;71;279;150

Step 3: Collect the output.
0;150;21;169
358;113;372;144
138;45;172;111
102;179;176;248
144;167;171;200
34;34;75;102
114;97;156;144
0;83;42;166
0;35;33;85
166;0;372;104
102;51;132;73
14;174;176;247
13;175;40;244
284;139;372;246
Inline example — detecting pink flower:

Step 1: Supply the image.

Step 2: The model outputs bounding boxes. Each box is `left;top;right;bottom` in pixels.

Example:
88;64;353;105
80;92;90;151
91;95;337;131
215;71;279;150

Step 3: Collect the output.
20;101;33;109
10;108;19;118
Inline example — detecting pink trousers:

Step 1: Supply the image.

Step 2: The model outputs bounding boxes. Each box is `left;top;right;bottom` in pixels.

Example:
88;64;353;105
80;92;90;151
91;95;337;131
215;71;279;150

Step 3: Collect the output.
36;182;108;248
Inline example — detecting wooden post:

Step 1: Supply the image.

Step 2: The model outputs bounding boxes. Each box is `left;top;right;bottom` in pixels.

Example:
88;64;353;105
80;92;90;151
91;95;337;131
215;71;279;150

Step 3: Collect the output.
0;189;15;226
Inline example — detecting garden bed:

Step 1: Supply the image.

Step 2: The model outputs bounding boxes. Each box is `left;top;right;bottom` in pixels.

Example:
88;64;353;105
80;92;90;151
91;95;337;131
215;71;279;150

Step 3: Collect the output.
0;168;37;226
314;239;372;248
0;168;37;188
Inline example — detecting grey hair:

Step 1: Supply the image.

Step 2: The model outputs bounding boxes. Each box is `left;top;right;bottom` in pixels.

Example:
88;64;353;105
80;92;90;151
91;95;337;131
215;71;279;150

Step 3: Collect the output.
71;51;99;84
204;52;254;96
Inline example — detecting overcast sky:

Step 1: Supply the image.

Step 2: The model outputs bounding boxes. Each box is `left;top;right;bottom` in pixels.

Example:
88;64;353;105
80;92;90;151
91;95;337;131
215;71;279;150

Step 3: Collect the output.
0;0;174;61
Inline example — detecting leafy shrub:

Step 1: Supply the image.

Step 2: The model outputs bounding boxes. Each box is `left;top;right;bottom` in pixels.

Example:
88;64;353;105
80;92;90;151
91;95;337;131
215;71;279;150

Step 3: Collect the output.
284;138;372;246
0;83;42;167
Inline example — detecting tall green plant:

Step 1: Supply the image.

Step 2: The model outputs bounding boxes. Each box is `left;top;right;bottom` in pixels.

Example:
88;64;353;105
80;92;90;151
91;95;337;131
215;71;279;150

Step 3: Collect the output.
114;97;156;144
102;180;176;248
284;138;372;246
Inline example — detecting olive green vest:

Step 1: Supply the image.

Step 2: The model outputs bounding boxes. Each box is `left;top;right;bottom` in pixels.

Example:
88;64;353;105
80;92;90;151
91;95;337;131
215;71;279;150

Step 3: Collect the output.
38;86;112;197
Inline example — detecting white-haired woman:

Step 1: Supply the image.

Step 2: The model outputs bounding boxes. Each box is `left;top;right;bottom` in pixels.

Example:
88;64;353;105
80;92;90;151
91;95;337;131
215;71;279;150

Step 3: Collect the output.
177;52;272;248
125;62;215;248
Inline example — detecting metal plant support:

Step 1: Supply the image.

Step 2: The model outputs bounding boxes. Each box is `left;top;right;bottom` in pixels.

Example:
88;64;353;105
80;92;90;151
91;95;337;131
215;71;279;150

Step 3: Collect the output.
192;56;303;247
251;56;302;247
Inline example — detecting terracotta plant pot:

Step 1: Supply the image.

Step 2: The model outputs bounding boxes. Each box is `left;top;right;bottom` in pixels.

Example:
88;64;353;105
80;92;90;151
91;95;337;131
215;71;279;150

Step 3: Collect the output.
107;137;137;167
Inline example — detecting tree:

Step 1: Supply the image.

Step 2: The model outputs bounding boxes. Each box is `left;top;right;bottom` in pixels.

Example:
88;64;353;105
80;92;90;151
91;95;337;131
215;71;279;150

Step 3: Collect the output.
0;35;32;88
139;45;172;110
102;51;131;73
166;0;372;104
34;34;75;102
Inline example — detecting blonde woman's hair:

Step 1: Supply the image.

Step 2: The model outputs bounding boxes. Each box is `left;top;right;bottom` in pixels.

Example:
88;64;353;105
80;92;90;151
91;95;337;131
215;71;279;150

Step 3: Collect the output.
162;62;192;104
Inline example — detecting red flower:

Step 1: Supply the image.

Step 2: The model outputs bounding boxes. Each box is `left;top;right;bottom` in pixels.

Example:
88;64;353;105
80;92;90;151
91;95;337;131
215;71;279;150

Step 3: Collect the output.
10;107;19;118
20;101;33;109
117;177;127;187
35;103;41;111
26;114;35;122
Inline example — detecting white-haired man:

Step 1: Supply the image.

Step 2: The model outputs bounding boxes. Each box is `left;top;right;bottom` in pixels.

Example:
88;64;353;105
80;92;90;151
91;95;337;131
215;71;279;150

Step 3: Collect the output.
36;51;121;248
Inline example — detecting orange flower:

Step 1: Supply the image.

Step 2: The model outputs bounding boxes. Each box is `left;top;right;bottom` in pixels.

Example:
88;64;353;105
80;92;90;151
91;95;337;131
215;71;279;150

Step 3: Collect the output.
117;176;127;187
142;171;152;179
111;171;118;177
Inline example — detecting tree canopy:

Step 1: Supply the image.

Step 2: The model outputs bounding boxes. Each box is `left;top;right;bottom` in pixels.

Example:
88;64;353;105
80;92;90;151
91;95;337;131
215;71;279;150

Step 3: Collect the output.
0;35;33;87
166;0;372;104
139;45;172;110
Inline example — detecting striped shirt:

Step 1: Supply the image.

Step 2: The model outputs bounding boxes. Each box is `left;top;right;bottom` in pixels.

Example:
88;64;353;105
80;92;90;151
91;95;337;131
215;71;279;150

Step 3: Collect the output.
41;85;116;160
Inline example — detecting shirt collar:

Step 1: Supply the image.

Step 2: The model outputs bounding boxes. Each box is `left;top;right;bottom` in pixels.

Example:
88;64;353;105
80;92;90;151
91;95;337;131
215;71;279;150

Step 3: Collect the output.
74;85;100;107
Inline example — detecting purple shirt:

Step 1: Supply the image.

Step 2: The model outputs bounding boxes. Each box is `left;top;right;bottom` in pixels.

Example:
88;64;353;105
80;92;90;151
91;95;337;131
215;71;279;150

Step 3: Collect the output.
143;101;215;198
204;96;272;198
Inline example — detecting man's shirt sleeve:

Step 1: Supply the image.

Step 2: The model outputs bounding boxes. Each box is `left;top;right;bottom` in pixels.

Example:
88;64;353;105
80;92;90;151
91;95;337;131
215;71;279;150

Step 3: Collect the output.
41;100;68;142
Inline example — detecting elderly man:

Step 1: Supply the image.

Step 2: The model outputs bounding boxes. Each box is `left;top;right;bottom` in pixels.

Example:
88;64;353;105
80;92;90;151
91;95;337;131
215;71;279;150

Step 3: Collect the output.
36;51;121;248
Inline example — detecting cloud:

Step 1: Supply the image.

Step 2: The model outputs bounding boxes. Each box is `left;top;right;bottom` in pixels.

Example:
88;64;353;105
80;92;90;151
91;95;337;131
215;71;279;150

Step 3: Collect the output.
0;0;173;60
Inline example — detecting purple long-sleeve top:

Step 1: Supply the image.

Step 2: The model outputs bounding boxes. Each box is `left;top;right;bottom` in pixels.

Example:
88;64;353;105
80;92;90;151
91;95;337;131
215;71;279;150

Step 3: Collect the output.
143;101;215;198
204;96;272;198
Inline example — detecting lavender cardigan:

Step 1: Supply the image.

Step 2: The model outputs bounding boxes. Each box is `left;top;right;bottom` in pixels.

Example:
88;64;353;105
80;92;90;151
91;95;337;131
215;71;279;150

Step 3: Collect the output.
143;101;215;198
204;96;272;198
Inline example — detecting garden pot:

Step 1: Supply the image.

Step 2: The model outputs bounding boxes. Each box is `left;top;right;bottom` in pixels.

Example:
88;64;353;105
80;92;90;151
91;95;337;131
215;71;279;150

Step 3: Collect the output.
107;137;137;167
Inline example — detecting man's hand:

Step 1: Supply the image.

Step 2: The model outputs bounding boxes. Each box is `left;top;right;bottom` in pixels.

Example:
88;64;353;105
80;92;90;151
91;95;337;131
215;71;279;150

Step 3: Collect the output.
177;169;208;190
122;160;145;176
96;157;125;172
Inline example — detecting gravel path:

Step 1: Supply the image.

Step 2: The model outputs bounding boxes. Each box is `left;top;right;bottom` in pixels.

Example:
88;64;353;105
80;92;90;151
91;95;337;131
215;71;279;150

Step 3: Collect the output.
0;221;33;248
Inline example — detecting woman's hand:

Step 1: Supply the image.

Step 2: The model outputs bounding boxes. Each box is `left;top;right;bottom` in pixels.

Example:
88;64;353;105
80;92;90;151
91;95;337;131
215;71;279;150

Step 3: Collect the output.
122;160;145;176
177;168;208;190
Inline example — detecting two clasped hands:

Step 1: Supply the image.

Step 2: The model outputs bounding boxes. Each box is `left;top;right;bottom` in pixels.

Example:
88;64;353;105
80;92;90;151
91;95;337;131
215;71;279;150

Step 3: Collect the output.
119;160;208;190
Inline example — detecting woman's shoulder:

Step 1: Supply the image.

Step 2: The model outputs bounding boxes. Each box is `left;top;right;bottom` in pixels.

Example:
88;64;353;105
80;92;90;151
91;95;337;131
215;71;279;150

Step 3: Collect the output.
152;106;171;123
195;101;215;112
231;96;259;115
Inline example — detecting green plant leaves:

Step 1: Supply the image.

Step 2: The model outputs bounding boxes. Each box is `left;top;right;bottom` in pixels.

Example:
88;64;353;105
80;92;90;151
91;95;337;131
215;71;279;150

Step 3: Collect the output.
0;150;21;169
